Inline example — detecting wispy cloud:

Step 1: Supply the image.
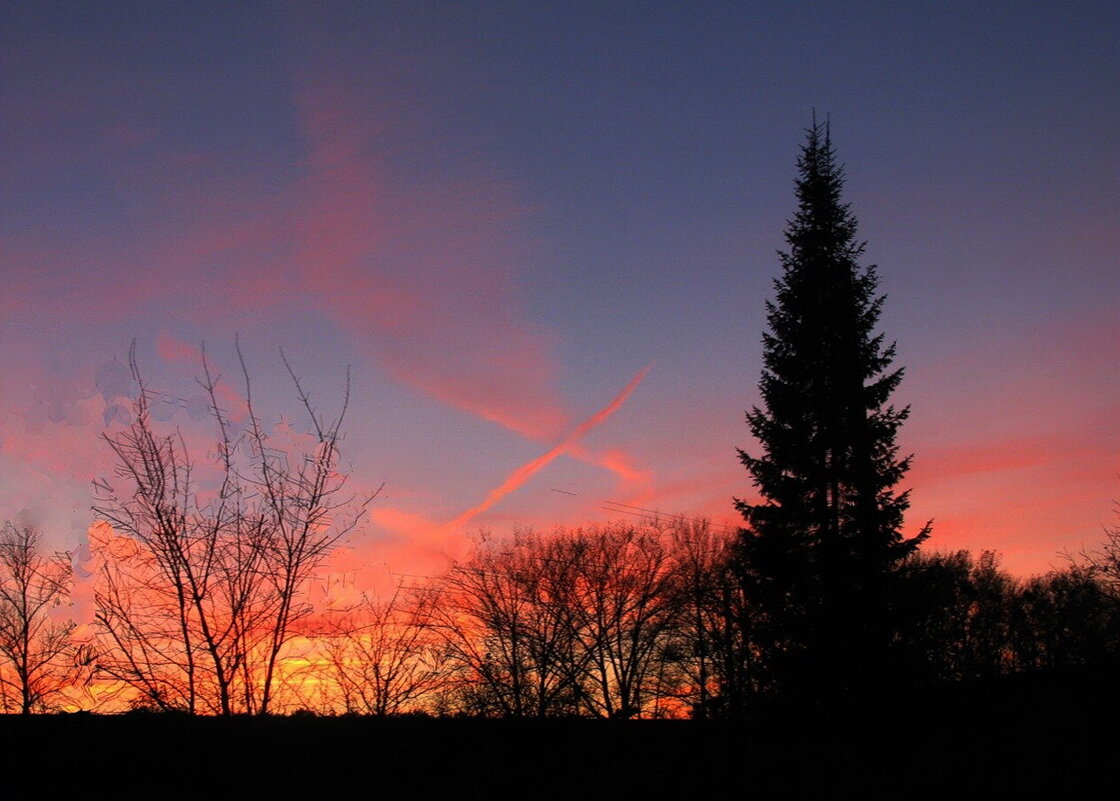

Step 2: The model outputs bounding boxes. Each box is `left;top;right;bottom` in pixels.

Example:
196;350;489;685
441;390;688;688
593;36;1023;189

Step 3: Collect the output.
290;79;570;441
438;364;652;533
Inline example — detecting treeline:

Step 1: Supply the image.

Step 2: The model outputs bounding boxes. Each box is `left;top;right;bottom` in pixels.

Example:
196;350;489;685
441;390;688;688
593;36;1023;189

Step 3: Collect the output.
321;520;1120;718
3;516;1119;716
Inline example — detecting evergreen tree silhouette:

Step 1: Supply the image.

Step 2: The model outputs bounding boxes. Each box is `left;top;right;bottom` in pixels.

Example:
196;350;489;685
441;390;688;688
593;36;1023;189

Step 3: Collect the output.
735;117;929;704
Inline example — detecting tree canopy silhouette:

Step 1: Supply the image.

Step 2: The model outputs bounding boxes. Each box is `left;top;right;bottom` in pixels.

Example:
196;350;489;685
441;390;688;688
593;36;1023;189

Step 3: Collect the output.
735;118;930;703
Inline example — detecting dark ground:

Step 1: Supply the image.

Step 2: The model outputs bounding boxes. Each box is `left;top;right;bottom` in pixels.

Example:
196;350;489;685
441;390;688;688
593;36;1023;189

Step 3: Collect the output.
1;668;1112;799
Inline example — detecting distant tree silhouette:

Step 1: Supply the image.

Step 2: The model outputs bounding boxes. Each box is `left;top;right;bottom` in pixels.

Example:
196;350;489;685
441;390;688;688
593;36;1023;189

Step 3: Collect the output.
432;522;693;718
1011;565;1119;671
734;118;930;703
433;529;585;717
892;548;1120;683
892;550;1014;683
315;582;449;715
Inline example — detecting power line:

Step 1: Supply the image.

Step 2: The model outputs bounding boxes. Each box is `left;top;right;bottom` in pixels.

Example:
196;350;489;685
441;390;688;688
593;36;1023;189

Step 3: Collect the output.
601;500;738;535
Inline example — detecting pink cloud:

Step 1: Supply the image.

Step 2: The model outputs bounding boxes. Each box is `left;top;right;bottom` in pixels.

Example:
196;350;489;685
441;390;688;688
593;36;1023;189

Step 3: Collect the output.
438;364;652;533
156;331;204;365
570;444;654;490
321;505;466;594
910;437;1072;485
289;79;571;441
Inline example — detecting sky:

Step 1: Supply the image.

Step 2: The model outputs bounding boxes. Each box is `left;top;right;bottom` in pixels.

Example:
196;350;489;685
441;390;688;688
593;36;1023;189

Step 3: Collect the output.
1;1;1117;592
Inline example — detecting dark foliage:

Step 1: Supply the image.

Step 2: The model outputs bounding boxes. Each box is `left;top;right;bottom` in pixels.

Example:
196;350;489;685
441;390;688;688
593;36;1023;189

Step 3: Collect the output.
891;549;1120;688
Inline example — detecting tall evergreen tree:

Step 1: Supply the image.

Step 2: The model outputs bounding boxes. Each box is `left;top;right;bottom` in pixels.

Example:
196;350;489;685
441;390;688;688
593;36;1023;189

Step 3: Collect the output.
735;118;929;703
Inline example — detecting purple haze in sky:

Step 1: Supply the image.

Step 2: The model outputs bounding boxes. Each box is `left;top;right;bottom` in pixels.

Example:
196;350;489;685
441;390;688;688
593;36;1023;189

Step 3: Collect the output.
1;2;1117;588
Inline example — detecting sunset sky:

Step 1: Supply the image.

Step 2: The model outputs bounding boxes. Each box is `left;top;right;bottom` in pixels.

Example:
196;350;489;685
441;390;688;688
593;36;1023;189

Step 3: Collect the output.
1;1;1116;594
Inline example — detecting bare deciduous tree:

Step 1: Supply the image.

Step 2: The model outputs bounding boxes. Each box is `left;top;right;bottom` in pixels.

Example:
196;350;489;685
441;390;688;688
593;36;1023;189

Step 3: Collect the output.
435;523;689;718
554;523;682;718
662;519;749;718
91;343;371;714
1077;502;1120;601
0;522;90;713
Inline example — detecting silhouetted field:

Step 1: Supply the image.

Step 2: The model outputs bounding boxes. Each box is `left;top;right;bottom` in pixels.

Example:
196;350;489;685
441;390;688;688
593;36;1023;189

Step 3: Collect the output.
2;667;1111;799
